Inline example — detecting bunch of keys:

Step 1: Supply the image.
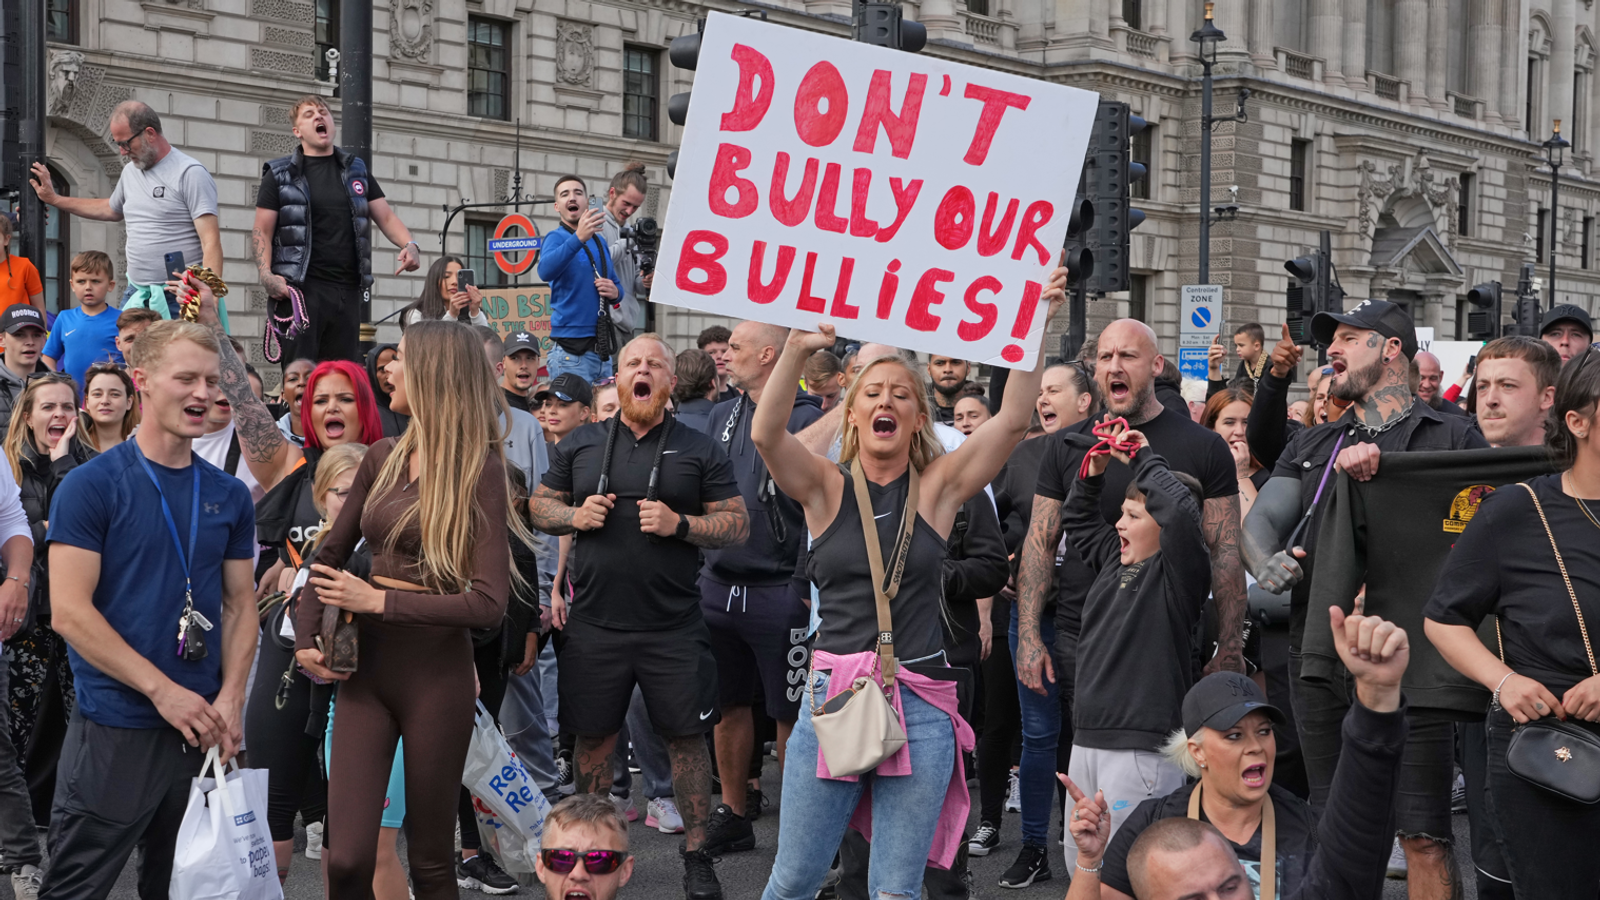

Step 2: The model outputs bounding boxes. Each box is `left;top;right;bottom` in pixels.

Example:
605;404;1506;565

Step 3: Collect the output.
177;598;214;661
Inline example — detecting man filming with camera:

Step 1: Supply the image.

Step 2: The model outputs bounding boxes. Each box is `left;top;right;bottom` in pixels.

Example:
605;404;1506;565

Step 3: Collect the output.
601;163;657;348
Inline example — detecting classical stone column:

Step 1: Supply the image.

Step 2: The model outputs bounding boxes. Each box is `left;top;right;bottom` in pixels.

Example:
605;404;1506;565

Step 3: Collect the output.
1426;0;1449;107
1248;0;1273;62
1550;0;1576;133
1343;0;1367;85
1469;0;1502;120
1397;0;1428;94
1500;0;1521;127
1311;0;1344;83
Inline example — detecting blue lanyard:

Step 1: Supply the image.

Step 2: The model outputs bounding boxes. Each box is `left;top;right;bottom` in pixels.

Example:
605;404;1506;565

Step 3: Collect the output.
132;442;200;605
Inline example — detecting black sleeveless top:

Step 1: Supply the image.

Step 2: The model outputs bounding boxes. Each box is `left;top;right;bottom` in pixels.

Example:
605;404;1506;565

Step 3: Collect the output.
807;465;948;660
255;446;326;569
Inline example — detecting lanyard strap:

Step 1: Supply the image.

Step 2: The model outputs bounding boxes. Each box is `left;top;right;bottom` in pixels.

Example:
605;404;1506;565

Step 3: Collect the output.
559;223;612;282
132;442;200;603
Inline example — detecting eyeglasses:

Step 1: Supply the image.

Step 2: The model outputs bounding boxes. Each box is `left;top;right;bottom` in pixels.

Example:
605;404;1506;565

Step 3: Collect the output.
593;376;617;387
112;129;147;152
26;372;76;387
538;848;629;875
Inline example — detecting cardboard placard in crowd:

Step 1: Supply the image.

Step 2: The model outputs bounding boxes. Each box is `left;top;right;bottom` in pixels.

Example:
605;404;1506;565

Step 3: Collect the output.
652;11;1098;369
479;286;554;357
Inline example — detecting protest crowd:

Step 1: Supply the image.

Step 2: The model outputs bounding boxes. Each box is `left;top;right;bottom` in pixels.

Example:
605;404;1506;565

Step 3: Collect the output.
4;53;1600;900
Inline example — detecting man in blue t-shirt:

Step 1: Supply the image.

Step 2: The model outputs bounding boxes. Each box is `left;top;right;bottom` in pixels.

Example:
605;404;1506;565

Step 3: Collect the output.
41;320;257;900
537;175;621;384
43;250;125;388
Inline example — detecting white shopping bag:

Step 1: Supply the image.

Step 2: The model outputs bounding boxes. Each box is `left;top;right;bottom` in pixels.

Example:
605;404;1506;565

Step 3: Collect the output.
170;746;283;900
462;700;552;874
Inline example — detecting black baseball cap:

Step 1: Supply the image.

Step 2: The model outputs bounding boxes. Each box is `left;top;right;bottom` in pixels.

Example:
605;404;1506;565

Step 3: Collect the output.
1311;298;1418;361
1182;672;1286;736
534;373;593;408
503;330;540;357
0;305;47;335
1540;304;1593;339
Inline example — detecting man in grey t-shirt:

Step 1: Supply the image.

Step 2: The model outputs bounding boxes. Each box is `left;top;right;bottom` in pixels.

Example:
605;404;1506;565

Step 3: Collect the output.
29;101;220;319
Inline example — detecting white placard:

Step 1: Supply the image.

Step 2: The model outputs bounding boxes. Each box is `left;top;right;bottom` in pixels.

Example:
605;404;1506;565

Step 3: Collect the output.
652;12;1100;369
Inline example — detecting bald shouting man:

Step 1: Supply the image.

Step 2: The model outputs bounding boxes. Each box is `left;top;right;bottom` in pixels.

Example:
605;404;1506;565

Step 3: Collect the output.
1007;319;1247;884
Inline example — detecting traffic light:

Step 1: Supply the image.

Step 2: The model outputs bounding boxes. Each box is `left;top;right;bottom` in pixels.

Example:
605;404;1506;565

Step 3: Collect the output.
0;0;24;196
663;27;703;180
1283;230;1342;346
1511;263;1541;337
1464;281;1503;340
1061;180;1093;288
853;0;926;51
1083;101;1146;295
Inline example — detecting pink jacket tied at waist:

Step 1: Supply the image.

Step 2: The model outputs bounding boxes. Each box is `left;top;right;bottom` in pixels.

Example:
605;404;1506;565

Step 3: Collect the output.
811;649;976;870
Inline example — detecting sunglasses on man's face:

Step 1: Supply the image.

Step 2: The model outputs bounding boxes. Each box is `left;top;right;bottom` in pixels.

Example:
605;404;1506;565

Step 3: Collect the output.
539;848;629;875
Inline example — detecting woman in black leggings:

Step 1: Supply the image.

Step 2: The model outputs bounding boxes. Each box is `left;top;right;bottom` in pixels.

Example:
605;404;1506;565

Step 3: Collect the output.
244;442;367;882
295;321;533;899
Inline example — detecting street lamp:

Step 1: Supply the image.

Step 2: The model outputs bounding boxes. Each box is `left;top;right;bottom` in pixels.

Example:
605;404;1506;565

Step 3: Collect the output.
1191;2;1249;284
1541;120;1569;308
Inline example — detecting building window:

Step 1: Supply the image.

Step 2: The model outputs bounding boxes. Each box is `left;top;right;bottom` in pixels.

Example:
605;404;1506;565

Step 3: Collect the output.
1526;57;1540;132
966;0;989;15
468;17;510;121
1289;139;1310;212
1131;126;1152;200
1536;207;1548;263
623;46;660;141
1121;0;1142;29
5;171;72;312
1574;69;1590;153
1458;172;1473;237
315;0;340;83
1128;274;1148;322
46;0;76;43
1584;215;1593;270
465;217;511;289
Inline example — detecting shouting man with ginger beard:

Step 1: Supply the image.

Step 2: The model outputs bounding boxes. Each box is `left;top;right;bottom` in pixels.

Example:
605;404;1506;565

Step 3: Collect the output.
531;333;750;900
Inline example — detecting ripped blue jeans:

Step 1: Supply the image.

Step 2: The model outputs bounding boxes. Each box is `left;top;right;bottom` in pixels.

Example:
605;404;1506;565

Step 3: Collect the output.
760;669;955;900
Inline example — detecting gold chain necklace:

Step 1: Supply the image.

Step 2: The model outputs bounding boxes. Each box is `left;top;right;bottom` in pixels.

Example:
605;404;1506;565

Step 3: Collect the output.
1565;474;1600;531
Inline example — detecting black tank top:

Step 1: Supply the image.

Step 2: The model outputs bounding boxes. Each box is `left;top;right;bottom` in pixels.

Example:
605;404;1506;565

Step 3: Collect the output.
807;465;948;660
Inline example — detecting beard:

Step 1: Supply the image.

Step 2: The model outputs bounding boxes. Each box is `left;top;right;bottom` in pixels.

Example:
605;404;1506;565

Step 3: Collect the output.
620;383;671;424
933;377;967;399
1330;356;1384;402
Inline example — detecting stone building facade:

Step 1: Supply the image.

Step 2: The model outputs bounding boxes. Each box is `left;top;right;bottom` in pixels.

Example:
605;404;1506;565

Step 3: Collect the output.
29;0;1600;380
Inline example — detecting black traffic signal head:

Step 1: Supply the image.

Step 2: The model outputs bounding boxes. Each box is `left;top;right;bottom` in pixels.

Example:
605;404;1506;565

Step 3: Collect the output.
1464;281;1502;340
1284;254;1322;345
664;28;702;180
1062;191;1094;286
853;0;926;51
1084;102;1147;295
1284;256;1316;283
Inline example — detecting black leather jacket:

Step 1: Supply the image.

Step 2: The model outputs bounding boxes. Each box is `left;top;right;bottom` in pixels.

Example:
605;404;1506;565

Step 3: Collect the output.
17;437;95;622
264;146;372;289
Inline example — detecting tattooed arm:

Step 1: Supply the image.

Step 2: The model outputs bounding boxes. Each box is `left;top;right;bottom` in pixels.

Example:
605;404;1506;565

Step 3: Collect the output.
1202;494;1248;675
191;281;294;491
681;496;749;549
1015;494;1062;695
252;207;289;299
528;485;581;535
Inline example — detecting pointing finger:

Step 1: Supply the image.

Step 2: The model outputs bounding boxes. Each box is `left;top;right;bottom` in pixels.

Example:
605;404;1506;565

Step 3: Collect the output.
1060;774;1086;803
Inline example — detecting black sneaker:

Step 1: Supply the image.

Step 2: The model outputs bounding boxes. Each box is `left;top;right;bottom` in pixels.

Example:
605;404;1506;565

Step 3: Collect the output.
746;787;769;822
998;842;1052;889
967;821;1000;857
457;852;519;895
555;750;575;795
702;803;756;855
682;847;723;900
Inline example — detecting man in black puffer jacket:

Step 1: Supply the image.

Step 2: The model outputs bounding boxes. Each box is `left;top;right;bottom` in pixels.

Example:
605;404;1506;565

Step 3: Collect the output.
254;95;420;366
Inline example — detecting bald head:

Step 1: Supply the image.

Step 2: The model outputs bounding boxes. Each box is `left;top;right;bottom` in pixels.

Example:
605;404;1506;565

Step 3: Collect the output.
1414;350;1443;404
619;334;675;373
1127;818;1247;900
727;321;790;397
1095;319;1164;420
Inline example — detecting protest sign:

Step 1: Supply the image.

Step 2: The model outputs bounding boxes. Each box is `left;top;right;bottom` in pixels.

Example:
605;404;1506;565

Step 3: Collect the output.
479;287;554;373
652;12;1098;369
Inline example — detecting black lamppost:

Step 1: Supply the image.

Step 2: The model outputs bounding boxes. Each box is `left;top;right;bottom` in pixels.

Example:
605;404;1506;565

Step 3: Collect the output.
1541;119;1570;306
1190;2;1249;284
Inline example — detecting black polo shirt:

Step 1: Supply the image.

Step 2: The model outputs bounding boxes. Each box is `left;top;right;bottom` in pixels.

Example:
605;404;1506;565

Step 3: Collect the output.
543;415;739;631
1271;399;1486;644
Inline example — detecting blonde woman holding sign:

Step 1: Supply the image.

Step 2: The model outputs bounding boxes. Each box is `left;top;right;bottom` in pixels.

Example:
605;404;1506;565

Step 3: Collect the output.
750;260;1066;900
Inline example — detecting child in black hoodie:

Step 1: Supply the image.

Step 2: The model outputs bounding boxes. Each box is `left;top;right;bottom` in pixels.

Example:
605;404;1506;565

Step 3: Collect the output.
1061;424;1212;866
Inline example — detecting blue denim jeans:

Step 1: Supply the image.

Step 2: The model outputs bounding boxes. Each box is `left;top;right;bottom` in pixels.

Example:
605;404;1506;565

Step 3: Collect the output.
497;667;560;795
761;670;955;900
1008;606;1060;847
545;345;612;384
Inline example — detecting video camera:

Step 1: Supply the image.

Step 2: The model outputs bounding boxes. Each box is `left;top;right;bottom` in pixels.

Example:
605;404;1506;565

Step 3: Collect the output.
619;217;660;275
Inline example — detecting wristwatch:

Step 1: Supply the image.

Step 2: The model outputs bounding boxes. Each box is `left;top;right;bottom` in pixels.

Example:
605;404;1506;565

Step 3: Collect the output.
674;515;691;541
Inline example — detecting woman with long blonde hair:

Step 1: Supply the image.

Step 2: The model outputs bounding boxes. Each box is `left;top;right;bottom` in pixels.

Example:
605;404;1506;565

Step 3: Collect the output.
751;260;1067;900
293;320;530;898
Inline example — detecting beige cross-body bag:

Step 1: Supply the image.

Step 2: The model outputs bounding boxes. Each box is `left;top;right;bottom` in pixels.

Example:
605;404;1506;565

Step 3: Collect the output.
811;460;915;777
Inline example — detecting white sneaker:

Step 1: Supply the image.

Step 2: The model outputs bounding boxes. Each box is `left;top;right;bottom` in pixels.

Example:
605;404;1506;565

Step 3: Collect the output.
1386;838;1407;879
1004;769;1021;813
11;864;41;900
647;796;685;833
305;820;324;860
611;792;639;822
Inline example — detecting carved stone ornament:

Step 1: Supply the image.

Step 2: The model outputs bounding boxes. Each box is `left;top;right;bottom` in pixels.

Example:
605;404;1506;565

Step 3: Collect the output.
47;50;84;117
1356;159;1401;227
556;22;594;86
1356;150;1460;241
389;0;434;62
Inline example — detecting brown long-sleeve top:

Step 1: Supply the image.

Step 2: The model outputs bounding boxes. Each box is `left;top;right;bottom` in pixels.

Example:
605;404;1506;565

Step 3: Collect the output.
295;437;509;651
